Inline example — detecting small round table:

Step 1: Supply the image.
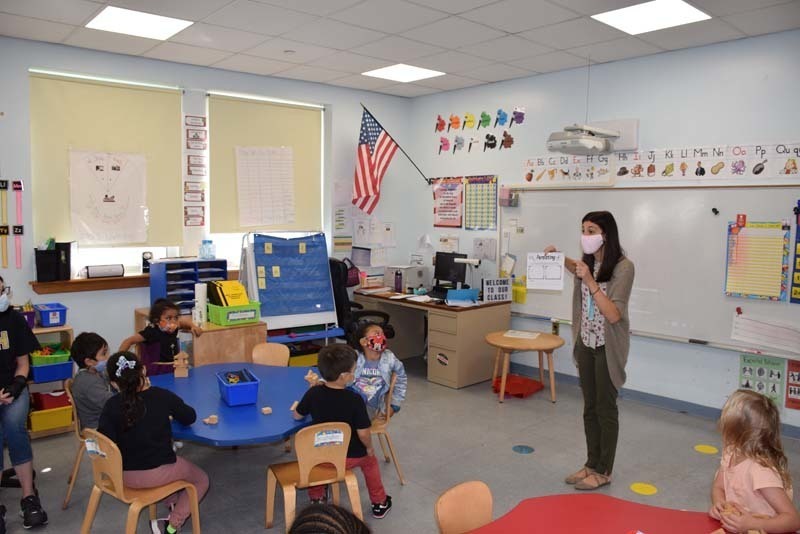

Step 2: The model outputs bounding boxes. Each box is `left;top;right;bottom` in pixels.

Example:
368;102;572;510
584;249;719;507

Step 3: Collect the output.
485;331;565;403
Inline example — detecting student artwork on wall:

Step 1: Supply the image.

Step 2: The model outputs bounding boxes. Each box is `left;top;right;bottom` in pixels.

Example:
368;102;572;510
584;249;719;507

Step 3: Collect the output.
434;107;525;155
522;142;800;188
740;354;785;405
69;150;147;244
725;220;790;300
432;177;463;228
464;175;497;230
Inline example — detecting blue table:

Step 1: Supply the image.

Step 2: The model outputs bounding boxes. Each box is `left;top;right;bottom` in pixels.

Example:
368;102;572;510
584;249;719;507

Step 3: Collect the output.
149;363;312;447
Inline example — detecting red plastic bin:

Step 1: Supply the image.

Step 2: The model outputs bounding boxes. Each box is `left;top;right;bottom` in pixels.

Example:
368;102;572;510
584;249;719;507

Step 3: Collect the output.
492;375;544;399
31;390;71;411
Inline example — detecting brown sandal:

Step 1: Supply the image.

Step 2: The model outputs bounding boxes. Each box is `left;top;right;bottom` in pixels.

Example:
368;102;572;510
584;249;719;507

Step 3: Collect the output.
564;467;595;485
574;472;611;490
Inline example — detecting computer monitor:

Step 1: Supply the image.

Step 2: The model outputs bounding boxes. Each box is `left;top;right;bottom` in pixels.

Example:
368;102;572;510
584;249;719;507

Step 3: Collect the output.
434;252;467;286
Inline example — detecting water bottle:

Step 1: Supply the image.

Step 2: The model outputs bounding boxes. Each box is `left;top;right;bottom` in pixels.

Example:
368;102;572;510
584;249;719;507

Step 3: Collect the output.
394;270;402;292
199;239;215;259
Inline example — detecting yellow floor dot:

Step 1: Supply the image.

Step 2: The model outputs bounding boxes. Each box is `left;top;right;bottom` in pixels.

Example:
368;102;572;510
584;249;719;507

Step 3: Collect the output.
694;444;719;455
630;482;658;496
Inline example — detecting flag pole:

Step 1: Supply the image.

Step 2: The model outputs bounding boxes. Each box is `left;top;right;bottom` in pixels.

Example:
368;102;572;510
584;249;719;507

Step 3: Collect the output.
361;103;431;185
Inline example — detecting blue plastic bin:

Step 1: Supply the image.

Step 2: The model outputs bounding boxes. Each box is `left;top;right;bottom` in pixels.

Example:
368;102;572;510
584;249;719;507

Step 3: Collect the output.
34;303;68;327
31;361;73;383
216;368;260;406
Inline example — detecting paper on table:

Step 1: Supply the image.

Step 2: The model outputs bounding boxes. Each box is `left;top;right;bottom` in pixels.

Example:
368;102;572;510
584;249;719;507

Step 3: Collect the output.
731;313;800;354
389;294;413;300
504;330;540;339
407;295;435;303
527;252;565;290
355;286;392;295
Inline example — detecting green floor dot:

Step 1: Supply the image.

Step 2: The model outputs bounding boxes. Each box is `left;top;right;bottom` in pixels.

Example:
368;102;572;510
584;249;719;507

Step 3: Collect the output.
630;482;658;496
694;444;719;455
512;445;534;454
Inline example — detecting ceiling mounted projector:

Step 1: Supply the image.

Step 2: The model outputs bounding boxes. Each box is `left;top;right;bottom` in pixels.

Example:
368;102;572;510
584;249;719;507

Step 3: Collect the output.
547;124;620;156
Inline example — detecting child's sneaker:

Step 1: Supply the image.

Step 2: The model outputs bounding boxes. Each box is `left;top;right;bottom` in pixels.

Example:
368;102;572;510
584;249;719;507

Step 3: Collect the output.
20;495;47;529
309;485;329;505
150;518;178;533
371;495;392;519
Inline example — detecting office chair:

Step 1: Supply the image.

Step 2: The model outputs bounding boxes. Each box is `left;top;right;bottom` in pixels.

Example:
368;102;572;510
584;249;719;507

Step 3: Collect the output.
328;258;395;345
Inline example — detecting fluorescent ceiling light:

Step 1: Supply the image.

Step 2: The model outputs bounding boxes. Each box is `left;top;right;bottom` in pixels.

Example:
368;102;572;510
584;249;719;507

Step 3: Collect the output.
362;64;444;83
86;6;193;40
591;0;710;35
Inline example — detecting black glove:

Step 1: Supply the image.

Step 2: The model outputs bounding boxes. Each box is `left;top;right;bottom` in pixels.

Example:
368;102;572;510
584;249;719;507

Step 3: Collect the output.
4;375;28;400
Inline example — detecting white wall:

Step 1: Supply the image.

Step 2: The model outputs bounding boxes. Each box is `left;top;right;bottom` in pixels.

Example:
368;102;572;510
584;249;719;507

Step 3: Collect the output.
0;35;417;349
405;29;800;426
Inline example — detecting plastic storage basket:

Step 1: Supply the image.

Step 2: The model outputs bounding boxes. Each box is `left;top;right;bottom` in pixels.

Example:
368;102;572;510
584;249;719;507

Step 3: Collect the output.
34;303;68;327
31;343;71;366
216;368;260;406
207;302;260;326
31;361;73;383
29;405;72;432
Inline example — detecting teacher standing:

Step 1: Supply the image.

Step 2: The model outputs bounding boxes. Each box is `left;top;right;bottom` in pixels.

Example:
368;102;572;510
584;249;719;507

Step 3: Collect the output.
545;211;634;491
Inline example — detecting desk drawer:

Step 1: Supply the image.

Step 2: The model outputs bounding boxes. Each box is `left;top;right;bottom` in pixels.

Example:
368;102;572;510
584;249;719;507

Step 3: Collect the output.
428;329;457;350
427;345;457;388
429;312;457;334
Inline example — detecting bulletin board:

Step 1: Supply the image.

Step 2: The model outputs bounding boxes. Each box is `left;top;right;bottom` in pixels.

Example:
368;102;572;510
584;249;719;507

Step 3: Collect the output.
245;232;336;330
500;187;800;349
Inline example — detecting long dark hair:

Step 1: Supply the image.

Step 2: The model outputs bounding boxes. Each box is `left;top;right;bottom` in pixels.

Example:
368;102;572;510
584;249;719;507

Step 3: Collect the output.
149;298;179;325
289;504;371;534
582;211;624;283
107;351;146;430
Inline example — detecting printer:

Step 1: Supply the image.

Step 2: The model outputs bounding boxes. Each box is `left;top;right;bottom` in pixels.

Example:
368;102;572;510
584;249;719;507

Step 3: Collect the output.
384;265;428;291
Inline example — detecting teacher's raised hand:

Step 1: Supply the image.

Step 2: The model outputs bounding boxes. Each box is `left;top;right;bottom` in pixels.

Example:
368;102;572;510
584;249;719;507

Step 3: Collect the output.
574;260;593;282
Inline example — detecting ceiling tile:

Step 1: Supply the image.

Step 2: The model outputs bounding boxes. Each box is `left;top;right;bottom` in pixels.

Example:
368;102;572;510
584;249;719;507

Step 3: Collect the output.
274;65;349;82
459;62;534;82
688;0;793;17
0;12;74;43
330;0;448;34
350;36;445;62
285;19;386;49
64;27;160;55
510;50;586;72
413;50;493;73
638;18;745;50
211;53;295;75
460;0;577;33
327;74;396;90
109;0;234;21
520;17;625;50
459;35;553;61
251;0;363;16
309;51;389;73
401;16;504;48
723;2;800;36
0;0;100;26
143;42;232;66
376;83;440;97
568;36;663;63
204;0;316;35
170;23;267;52
547;0;644;16
245;38;336;63
405;0;500;14
415;74;485;90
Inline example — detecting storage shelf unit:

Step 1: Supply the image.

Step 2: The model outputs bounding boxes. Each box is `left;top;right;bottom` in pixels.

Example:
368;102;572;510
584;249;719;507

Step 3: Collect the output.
149;258;227;314
30;325;74;439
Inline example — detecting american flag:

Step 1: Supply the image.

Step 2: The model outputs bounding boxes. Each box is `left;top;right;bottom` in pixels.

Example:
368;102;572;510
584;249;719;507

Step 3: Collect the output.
352;108;398;214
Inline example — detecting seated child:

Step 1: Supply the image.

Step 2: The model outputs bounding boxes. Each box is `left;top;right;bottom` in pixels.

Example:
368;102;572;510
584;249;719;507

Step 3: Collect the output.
119;298;202;364
70;332;113;430
293;344;392;519
709;389;800;534
350;322;407;420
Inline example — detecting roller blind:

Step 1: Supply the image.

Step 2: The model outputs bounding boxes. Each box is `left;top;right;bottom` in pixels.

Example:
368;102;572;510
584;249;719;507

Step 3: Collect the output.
208;94;322;233
29;72;182;246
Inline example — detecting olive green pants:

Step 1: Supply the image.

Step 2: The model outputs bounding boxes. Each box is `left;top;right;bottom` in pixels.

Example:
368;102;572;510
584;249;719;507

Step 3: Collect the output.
575;338;619;475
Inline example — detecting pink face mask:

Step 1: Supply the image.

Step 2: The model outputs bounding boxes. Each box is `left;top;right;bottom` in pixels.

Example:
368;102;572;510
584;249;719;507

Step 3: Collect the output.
366;333;387;352
581;234;604;254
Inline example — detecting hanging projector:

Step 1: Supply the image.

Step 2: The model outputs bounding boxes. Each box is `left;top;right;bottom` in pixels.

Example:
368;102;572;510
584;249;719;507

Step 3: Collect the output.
547;124;620;156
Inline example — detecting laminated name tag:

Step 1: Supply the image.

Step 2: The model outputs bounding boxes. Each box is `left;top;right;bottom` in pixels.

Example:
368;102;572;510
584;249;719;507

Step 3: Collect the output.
314;430;344;447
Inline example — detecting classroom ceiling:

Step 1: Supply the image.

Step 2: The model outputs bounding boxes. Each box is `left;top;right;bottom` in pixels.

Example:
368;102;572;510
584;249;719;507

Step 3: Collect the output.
1;0;799;97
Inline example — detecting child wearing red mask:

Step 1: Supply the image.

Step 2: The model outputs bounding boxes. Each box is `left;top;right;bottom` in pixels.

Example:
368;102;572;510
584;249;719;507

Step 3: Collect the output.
119;299;202;364
350;322;407;420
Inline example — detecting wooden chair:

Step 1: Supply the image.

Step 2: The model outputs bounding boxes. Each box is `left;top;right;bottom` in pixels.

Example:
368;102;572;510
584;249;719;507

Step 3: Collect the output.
62;378;85;509
80;429;201;534
266;422;362;532
252;342;290;367
370;373;405;485
435;480;493;534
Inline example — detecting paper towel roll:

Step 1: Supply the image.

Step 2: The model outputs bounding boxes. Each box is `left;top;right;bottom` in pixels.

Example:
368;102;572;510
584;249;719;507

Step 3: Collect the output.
194;283;207;324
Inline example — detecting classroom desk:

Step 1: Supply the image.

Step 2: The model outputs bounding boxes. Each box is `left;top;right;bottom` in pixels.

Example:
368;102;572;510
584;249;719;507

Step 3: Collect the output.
353;292;510;389
134;308;267;366
470;494;720;534
148;364;311;447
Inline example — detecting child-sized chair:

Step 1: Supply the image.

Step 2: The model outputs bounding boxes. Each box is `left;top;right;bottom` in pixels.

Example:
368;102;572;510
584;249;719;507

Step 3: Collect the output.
79;429;201;534
266;422;362;533
252;342;290;366
370;373;405;485
62;379;85;509
435;480;493;534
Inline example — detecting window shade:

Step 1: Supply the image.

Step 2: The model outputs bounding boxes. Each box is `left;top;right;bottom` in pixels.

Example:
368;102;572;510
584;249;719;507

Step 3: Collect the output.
29;73;182;246
208;94;322;233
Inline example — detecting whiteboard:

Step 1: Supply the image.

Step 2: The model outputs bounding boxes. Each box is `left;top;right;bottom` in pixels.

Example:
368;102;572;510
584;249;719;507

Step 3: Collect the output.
500;187;800;347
